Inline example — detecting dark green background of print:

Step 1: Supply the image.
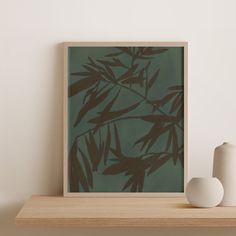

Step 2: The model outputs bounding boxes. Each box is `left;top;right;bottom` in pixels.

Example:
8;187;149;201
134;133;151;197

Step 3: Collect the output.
68;46;184;192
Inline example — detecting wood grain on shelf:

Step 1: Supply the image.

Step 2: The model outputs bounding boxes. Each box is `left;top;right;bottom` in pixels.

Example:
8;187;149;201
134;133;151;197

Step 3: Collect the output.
15;196;236;227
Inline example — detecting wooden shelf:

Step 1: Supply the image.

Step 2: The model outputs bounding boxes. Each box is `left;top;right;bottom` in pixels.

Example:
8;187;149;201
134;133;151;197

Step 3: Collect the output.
15;196;236;227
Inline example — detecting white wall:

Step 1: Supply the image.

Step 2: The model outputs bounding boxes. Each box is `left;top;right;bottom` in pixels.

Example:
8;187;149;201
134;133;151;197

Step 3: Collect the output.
1;0;236;235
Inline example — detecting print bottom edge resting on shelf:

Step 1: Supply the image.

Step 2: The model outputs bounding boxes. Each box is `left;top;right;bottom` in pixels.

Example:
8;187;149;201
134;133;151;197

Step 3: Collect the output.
63;42;188;196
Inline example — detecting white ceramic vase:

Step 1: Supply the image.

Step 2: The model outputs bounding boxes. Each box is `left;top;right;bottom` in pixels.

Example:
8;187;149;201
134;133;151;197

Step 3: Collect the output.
213;142;236;206
186;177;224;208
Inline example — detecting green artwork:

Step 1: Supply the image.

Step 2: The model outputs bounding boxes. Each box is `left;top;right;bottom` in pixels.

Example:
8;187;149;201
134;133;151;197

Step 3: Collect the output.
67;46;185;193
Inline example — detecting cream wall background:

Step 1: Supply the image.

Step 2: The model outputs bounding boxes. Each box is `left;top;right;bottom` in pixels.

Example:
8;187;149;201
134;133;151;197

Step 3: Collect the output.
1;0;236;235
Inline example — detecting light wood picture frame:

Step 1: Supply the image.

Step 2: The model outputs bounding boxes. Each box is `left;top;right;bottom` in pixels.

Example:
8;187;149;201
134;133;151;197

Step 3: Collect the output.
63;42;188;197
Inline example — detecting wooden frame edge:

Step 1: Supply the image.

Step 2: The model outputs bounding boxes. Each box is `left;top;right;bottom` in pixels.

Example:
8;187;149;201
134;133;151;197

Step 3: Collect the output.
63;42;188;197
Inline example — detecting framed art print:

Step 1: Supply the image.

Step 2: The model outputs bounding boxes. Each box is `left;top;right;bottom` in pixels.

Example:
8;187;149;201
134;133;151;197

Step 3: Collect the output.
63;42;188;197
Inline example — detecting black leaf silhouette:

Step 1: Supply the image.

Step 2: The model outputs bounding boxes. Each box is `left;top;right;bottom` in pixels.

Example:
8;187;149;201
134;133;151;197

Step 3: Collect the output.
78;148;93;188
103;125;111;165
113;124;122;158
82;82;99;104
73;87;111;127
98;58;125;68
89;99;141;125
69;140;90;192
147;155;170;176
165;129;172;151
69;77;98;97
112;58;126;67
142;48;168;56
103;162;125;175
168;85;183;91
150;92;178;112
85;132;104;171
87;57;106;71
134;122;171;152
116;47;134;57
121;69;145;87
97;60;115;78
71;71;90;77
179;150;184;167
148;68;160;89
103;152;146;192
140;114;177;123
169;93;183;114
106;51;123;57
117;64;138;82
122;176;135;191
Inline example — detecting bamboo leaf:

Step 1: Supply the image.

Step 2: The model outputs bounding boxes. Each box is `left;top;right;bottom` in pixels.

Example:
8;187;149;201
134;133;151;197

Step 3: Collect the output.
69;77;98;97
122;176;135;191
71;72;90;77
104;101;141;121
112;58;126;67
117;64;138;82
151;92;178;111
98;130;105;163
69;141;79;192
78;148;93;188
69;141;90;192
89;98;141;125
106;51;123;57
137;172;145;192
116;47;134;56
148;68;160;89
137;47;145;56
145;61;151;70
130;181;138;192
87;57;105;71
121;76;144;86
179;151;184;167
83;85;96;104
103;163;125;175
74;158;89;192
83;65;97;73
85;133;99;171
104;64;115;78
134;123;171;152
73;87;110;127
147;155;170;176
169;93;183;114
98;58;124;68
104;125;111;165
101;89;121;114
143;48;168;56
113;124;122;157
140;115;177;123
109;147;122;160
121;68;145;87
168;85;183;91
165;130;172;151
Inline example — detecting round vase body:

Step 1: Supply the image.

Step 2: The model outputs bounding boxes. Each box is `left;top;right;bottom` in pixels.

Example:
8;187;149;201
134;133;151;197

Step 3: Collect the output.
213;142;236;206
186;177;224;208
